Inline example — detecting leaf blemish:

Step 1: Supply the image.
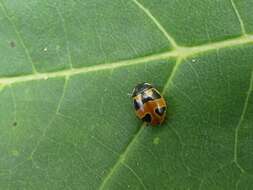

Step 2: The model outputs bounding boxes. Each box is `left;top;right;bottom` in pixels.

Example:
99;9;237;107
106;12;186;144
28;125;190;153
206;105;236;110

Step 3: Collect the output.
153;137;160;145
11;150;19;157
12;121;17;127
9;41;16;48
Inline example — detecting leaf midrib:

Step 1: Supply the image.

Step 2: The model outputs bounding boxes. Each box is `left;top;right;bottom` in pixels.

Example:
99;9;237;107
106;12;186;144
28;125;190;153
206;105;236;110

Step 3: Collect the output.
0;35;253;87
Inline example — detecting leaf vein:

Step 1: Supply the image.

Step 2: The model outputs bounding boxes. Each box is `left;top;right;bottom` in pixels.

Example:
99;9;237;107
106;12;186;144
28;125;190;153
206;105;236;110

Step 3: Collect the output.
29;77;67;168
98;123;146;190
91;135;120;156
230;0;247;35
55;6;74;69
9;85;17;123
122;162;147;190
132;0;178;49
0;36;253;87
56;76;69;114
0;1;37;73
233;68;253;173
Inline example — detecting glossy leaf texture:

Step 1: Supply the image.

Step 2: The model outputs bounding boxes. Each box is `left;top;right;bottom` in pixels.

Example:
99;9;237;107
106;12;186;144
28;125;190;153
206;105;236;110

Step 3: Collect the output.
0;0;253;189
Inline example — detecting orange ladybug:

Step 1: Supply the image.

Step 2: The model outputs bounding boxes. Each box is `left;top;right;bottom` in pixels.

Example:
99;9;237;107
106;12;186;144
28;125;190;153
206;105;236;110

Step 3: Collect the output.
132;82;167;126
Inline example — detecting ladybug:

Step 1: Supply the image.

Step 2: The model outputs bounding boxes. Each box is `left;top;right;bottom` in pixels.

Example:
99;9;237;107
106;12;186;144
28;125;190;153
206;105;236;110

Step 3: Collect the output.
132;82;167;126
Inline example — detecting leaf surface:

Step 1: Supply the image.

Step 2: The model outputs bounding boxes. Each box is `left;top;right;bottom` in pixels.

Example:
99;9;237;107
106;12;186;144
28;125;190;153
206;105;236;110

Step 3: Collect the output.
0;0;253;189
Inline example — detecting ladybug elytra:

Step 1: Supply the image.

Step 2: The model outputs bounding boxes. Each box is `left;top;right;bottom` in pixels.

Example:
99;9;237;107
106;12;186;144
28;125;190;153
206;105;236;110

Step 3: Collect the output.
132;82;167;126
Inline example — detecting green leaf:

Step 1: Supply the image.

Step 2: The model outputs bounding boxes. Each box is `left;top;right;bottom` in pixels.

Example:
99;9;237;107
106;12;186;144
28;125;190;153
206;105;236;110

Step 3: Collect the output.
0;0;253;189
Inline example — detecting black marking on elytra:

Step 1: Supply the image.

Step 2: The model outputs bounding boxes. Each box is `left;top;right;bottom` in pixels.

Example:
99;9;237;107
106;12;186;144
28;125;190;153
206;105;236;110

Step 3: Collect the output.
132;82;153;97
142;114;152;123
151;89;161;99
12;121;17;127
10;41;16;48
134;99;141;110
141;89;161;104
155;107;166;116
142;96;154;104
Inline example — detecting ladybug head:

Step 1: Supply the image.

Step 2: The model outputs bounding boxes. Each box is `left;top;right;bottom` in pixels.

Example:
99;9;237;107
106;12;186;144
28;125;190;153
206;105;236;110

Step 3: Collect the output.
132;82;153;97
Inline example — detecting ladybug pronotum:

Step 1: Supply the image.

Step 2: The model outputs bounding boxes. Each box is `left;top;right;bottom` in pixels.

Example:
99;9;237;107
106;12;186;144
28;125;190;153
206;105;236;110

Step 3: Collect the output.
132;82;167;126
